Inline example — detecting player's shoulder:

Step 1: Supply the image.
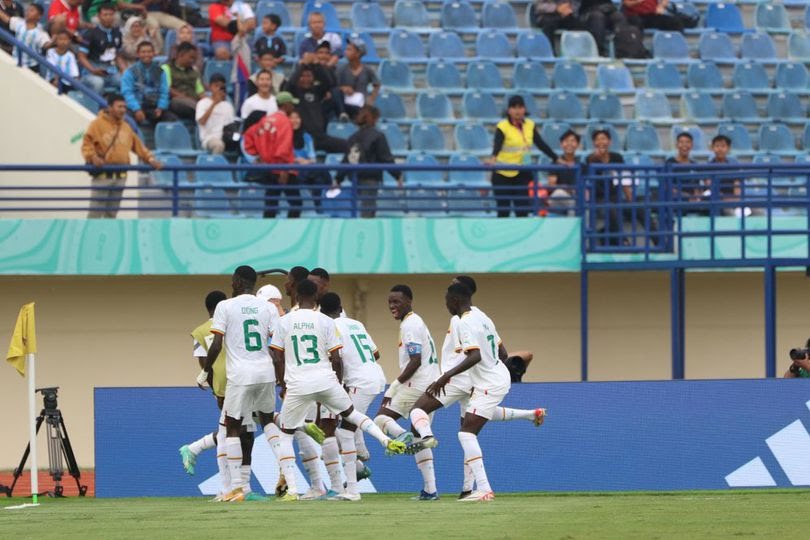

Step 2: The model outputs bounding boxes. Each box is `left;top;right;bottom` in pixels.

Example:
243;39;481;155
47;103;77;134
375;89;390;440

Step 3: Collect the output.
402;311;426;329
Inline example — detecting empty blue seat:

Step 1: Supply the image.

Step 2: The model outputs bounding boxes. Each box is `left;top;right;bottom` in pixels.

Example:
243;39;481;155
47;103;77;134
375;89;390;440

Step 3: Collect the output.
441;1;478;30
625;123;661;153
327;122;358;139
455;123;493;154
652;31;689;61
722;91;759;121
376;91;408;121
417;91;454;120
547;91;585;121
482;1;517;30
195;154;234;185
541;122;571;151
775;62;809;92
202;60;232;85
513;61;550;91
671;125;706;153
379;60;414;90
803;124;810;150
256;1;293;28
300;1;341;30
378;122;408;154
787;31;810;61
732;61;770;92
635;90;672;122
462;90;500;121
705;3;746;33
596;64;635;93
680;91;721;121
756;4;790;34
766;91;804;122
645;61;684;93
68;91;101;114
155;122;200;157
236;187;265;218
741;32;777;62
466;61;503;90
476;30;513;59
194;188;233;218
404;152;444;184
393;0;430;29
351;2;388;30
428;31;466;59
718;123;754;154
588;92;624;121
560;31;599;59
552;60;589;92
502;92;540;117
448;153;488;186
410;124;446;153
758;123;796;154
388;30;426;60
583;123;621;151
698;32;737;62
426;60;464;90
687;61;724;91
152;154;183;187
516;32;554;60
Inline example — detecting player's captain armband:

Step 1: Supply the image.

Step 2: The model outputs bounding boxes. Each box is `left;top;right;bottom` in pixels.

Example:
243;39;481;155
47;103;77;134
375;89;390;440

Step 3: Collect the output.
406;342;422;356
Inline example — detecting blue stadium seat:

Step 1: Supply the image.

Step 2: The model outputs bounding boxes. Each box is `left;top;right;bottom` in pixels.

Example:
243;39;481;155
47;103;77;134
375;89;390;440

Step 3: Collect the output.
448;153;488;186
428;31;466;59
652;31;690;62
758;123;797;155
376;91;408;121
462;90;500;122
588;92;624;121
686;61;724;91
404;152;445;185
447;155;493;216
766;91;805;123
440;1;478;31
596;64;635;94
547;91;585;121
541;122;572;151
68;92;101;114
502;92;540;117
774;62;809;92
426;60;464;91
202;60;232;85
300;1;341;31
755;4;790;34
454;123;493;155
409;124;447;154
731;61;770;92
379;60;414;90
698;32;738;63
351;2;388;31
417;91;454;120
788;32;810;62
513;61;551;92
155;122;201;157
635;90;672;122
388;30;427;60
327;122;358;139
552;60;589;92
646;61;684;94
560;31;600;60
722;91;759;121
377;122;408;155
152;154;184;187
680;91;721;122
393;0;430;30
741;32;777;62
516;32;554;60
236;187;265;218
583;123;621;151
705;2;746;33
482;1;518;31
476;30;513;59
256;1;293;29
195;154;234;185
803;124;810;150
466;61;504;91
718;123;754;155
194;187;234;218
671;125;706;155
625;123;661;153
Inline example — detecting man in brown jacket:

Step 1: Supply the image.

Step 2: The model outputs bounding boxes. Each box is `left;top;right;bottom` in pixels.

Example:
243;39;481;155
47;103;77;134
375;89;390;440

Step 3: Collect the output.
81;93;162;218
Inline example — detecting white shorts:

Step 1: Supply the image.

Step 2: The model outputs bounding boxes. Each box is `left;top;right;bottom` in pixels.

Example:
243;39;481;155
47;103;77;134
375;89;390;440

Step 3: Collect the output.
436;383;472;414
303;402;339;423
346;388;379;415
465;387;508;421
217;407;256;432
223;382;275;422
279;383;352;430
386;386;426;418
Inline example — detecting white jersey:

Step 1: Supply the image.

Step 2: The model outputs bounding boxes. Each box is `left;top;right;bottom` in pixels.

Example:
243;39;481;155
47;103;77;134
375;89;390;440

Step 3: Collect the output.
270;308;343;394
397;312;439;391
335;317;386;394
211;294;275;385
456;309;511;392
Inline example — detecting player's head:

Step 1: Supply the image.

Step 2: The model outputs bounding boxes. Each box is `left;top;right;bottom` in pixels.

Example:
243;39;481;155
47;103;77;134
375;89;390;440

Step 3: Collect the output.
320;292;342;318
388;284;413;320
205;290;227;316
284;266;310;299
232;265;257;293
296;279;319;305
452;275;477;295
256;284;282;302
445;283;473;316
308;267;330;300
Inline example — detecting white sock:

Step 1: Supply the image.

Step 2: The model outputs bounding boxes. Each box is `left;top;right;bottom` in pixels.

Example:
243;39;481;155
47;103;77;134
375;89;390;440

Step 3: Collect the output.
347;410;390;446
336;428;358;494
356;460;366;475
458;432;491;493
264;423;282;458
374;414;406;438
409;408;434;438
415;448;436;494
492;407;535;421
322;436;342;492
294;430;323;491
189;432;216;455
462;462;475;492
216;424;229;495
241;464;252;494
354;429;369;457
278;432;298;495
225;437;243;492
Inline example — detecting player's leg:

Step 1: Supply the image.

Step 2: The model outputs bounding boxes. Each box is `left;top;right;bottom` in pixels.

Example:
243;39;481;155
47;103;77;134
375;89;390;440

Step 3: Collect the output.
335;422;360;500
179;431;215;476
221;383;252;501
322;385;406;454
490;406;547;426
275;391;315;501
348;390;377;479
458;389;507;502
373;404;407;439
318;412;342;497
458;396;474;499
407;389;456;500
239;428;255;497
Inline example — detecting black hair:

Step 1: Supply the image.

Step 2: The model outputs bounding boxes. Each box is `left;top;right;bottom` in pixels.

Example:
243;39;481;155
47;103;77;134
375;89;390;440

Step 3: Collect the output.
106;92;125;106
258;50;275;58
256;68;273;79
390;284;413;300
299;65;314;75
320;292;342;314
447;283;473;301
296;279;319;299
98;3;116;13
265;13;281;27
234;265;257;286
712;134;732;146
454;275;477;294
205;290;227;312
29;3;44;16
176;41;197;55
676;132;693;142
559;129;581;143
316;41;331;51
136;41;155;52
310;267;330;281
289;266;310;284
591;129;611;141
209;73;227;85
54;29;72;38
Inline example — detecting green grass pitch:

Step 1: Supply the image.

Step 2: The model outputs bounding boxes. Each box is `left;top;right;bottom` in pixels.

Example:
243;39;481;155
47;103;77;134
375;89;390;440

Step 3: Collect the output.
1;491;808;539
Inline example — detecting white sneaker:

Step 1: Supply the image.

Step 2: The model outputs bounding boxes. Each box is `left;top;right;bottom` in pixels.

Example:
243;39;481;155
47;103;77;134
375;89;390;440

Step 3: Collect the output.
329;491;361;501
458;490;494;502
357;449;371;461
299;487;326;500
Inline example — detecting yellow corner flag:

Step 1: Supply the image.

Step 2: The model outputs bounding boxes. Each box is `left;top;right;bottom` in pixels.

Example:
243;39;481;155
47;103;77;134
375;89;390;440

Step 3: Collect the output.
6;303;36;377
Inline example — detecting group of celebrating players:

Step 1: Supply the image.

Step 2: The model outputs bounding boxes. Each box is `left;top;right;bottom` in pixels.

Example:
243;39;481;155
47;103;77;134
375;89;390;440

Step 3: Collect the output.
178;265;546;502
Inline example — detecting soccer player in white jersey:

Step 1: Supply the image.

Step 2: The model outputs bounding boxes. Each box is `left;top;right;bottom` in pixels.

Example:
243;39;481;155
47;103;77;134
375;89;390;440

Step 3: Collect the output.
197;265;283;502
270;280;406;501
373;284;441;500
415;283;513;502
320;292;386;501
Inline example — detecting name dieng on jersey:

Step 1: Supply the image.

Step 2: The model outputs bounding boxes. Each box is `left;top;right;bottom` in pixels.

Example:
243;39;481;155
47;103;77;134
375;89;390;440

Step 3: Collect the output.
241;307;259;314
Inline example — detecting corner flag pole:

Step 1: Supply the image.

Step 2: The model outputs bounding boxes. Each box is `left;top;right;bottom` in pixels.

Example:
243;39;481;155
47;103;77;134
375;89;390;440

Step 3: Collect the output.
27;352;38;505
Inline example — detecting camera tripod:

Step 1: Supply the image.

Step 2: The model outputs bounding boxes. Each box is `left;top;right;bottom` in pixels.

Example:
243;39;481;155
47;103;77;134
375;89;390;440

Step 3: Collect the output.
0;390;87;498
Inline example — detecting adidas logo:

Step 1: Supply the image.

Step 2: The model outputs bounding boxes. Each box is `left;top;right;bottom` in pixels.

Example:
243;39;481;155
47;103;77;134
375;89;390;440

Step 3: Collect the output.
725;400;810;487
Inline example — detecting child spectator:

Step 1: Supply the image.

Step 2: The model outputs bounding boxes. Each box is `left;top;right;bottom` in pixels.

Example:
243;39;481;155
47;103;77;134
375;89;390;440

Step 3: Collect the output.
254;13;286;67
46;29;80;89
0;4;51;73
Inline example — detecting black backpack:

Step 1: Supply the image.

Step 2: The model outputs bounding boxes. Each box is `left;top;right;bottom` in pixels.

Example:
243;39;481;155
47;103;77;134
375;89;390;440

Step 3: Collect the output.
614;24;650;59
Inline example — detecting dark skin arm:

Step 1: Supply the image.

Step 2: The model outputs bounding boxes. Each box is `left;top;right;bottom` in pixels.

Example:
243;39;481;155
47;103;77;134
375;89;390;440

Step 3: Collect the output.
203;333;223;373
397;353;422;385
271;348;285;395
329;349;343;383
498;343;508;362
427;349;482;397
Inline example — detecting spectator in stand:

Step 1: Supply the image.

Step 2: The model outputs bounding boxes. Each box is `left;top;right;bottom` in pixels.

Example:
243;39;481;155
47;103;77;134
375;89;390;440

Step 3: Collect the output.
46;29;80;89
706;134;742;216
47;0;84;36
169;23;203;71
665;132;701;204
195;73;235;154
240;69;278;118
254;14;286;67
120;16;163;69
290;109;330;212
534;0;627;57
121;41;175;126
547;129;581;214
81;92;162;218
298;11;341;66
666;132;695;167
208;0;255;60
78;4;125;94
284;64;347;154
130;0;187;31
0;0;23;54
0;4;51;73
243;92;300;218
336;106;401;218
487;95;558;217
161;41;204;119
247;51;286;97
586;129;628;244
622;0;683;32
335;38;380;120
533;1;585;55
